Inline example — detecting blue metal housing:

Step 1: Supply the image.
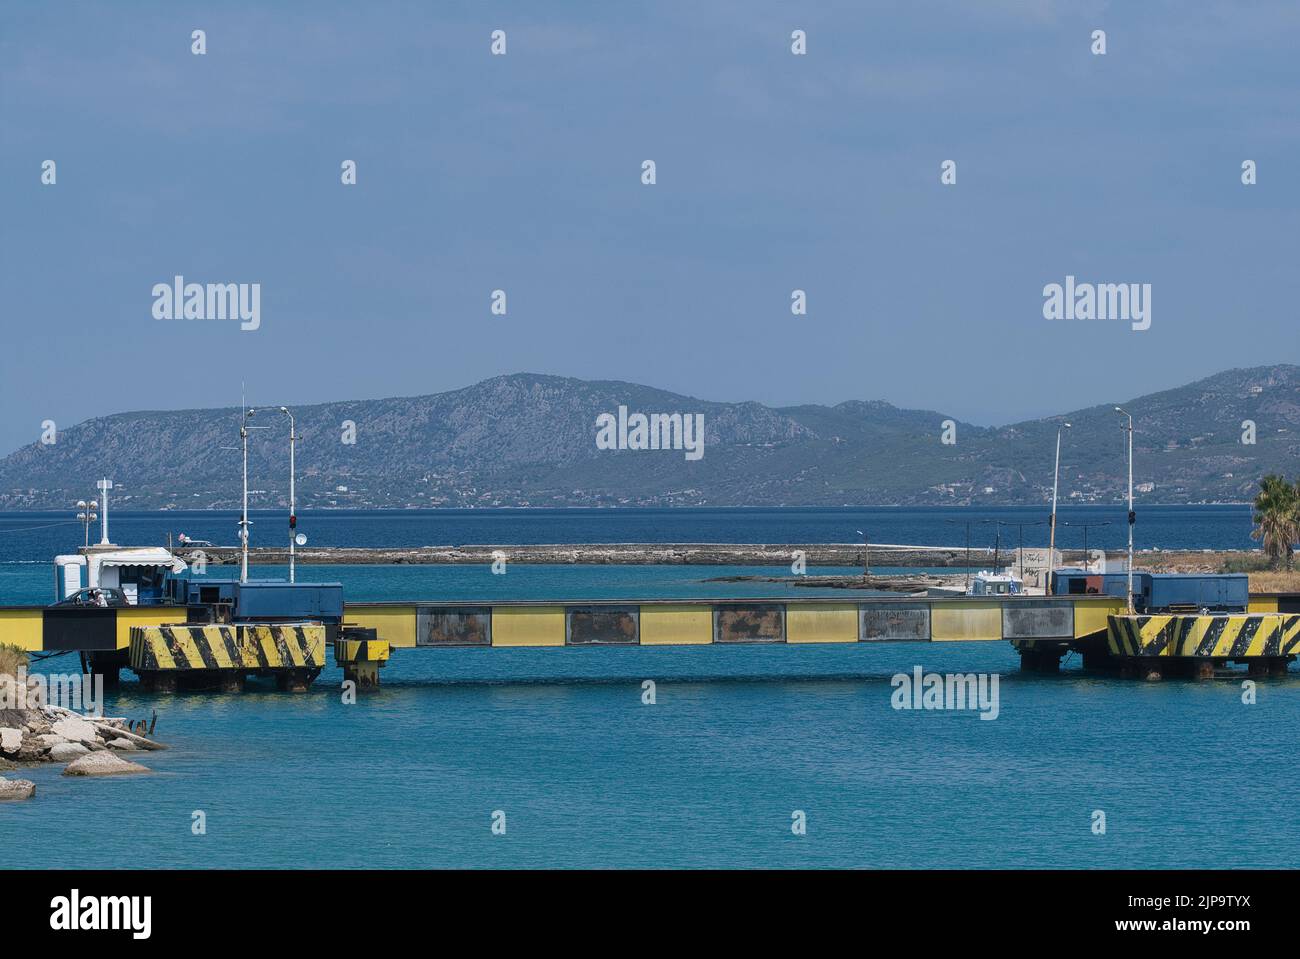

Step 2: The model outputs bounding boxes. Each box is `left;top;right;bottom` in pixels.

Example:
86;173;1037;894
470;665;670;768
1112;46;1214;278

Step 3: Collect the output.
162;575;344;623
232;582;344;623
1050;570;1248;613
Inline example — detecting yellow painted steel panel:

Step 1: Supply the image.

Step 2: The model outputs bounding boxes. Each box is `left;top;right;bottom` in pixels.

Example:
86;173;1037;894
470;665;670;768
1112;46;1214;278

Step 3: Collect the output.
491;607;566;647
145;631;178;670
1245;619;1273;657
173;628;205;668
639;605;713;646
0;609;44;652
931;602;1002;642
1074;598;1124;638
345;605;418;649
205;627;234;669
1249;596;1280;613
258;631;280;666
335;639;391;663
115;607;179;650
1140;615;1174;657
301;627;326;666
284;628;306;666
1177;617;1211;656
786;604;858;644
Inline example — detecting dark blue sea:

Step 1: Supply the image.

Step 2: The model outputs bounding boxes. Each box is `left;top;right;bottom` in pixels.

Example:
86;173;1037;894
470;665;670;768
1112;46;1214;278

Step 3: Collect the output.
2;505;1294;869
0;503;1261;566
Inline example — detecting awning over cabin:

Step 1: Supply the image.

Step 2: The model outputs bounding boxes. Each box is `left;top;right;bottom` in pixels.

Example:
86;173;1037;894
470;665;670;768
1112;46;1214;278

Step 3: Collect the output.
88;548;187;574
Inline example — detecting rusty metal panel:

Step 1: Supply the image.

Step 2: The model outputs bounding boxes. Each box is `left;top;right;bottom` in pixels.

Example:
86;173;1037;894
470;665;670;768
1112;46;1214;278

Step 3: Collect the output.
860;603;930;642
1003;601;1073;639
714;604;785;643
417;606;492;646
566;606;639;645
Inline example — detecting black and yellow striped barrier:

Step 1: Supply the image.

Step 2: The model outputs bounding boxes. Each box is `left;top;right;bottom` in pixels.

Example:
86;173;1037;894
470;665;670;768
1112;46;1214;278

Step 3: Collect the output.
1108;613;1300;658
129;623;327;691
333;629;391;688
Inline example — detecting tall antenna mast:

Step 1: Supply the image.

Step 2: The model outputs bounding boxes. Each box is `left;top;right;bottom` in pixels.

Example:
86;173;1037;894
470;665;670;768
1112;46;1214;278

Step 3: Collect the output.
240;413;251;583
240;402;273;584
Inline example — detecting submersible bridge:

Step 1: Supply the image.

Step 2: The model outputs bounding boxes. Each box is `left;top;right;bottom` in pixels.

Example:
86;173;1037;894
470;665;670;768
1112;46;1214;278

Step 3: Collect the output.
2;577;1298;690
3;462;1297;690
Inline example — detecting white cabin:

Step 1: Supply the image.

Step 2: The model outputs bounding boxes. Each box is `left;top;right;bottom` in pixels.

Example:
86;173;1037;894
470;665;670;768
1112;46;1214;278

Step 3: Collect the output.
967;570;1024;597
54;547;186;605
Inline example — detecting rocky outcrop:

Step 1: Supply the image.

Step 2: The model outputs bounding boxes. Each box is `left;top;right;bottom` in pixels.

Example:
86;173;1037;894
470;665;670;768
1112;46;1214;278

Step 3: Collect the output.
0;727;21;753
0;700;164;774
50;716;99;745
48;742;90;763
0;777;36;800
62;751;149;777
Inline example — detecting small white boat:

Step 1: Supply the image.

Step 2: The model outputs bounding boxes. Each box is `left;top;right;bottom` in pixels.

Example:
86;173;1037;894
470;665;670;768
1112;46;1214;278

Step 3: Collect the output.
966;570;1023;597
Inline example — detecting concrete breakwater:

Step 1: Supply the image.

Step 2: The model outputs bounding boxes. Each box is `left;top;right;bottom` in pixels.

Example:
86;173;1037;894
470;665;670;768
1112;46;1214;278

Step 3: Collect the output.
188;543;1025;567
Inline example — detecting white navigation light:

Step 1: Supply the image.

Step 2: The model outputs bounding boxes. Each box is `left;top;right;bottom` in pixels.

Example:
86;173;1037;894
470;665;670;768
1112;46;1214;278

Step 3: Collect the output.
294;533;307;547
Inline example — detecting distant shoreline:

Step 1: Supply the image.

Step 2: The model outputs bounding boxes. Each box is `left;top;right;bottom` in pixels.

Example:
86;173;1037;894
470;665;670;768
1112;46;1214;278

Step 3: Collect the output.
0;503;1257;516
170;544;1259;568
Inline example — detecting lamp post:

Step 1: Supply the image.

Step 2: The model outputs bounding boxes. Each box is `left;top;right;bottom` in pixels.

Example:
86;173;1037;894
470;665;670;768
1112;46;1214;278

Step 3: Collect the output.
945;519;974;591
995;520;1045;583
855;530;869;578
1115;406;1135;612
75;499;98;548
1047;422;1070;594
1061;520;1112;571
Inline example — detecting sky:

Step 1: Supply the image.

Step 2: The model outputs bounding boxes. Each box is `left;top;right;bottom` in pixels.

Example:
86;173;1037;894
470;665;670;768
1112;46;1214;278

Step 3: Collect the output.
1;0;1297;456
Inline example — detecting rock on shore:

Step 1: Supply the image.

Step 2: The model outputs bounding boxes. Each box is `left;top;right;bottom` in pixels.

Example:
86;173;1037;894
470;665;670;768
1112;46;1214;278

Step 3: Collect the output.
62;751;150;777
0;776;36;800
0;700;162;776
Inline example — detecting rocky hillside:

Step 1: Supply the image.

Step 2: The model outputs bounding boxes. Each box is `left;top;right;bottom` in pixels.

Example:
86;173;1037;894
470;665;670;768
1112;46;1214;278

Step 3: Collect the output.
0;366;1295;509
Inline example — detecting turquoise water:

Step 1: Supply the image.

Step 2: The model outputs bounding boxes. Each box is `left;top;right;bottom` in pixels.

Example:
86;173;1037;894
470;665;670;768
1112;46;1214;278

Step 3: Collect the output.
0;562;927;606
4;644;1296;868
1;505;1292;869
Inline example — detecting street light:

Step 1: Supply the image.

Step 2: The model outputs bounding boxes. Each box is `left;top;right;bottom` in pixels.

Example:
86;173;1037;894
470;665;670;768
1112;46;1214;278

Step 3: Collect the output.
75;499;98;548
1047;422;1071;595
855;530;869;578
995;519;1046;582
1115;406;1135;612
944;519;975;591
1061;520;1112;570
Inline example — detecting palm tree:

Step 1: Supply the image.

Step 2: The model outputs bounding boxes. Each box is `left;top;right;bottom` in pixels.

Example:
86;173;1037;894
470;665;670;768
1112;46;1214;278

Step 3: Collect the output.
1251;474;1299;570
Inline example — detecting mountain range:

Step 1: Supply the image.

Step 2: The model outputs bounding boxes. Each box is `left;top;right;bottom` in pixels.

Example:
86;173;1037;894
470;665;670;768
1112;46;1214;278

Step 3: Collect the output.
0;365;1296;510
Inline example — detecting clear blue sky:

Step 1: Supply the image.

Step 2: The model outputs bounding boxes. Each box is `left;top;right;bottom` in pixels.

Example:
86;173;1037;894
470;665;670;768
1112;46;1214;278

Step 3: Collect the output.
2;1;1297;456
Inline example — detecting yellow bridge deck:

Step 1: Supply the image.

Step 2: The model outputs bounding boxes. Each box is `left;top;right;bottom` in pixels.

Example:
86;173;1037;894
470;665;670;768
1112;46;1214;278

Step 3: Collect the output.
4;596;1295;657
1;595;1134;653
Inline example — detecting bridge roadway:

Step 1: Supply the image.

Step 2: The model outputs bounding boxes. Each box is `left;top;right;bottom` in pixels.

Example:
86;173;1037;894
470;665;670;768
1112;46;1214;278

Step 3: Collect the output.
2;594;1296;688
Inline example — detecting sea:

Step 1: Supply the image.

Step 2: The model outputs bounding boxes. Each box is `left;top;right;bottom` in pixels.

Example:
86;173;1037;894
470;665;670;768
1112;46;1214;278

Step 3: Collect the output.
3;504;1295;869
